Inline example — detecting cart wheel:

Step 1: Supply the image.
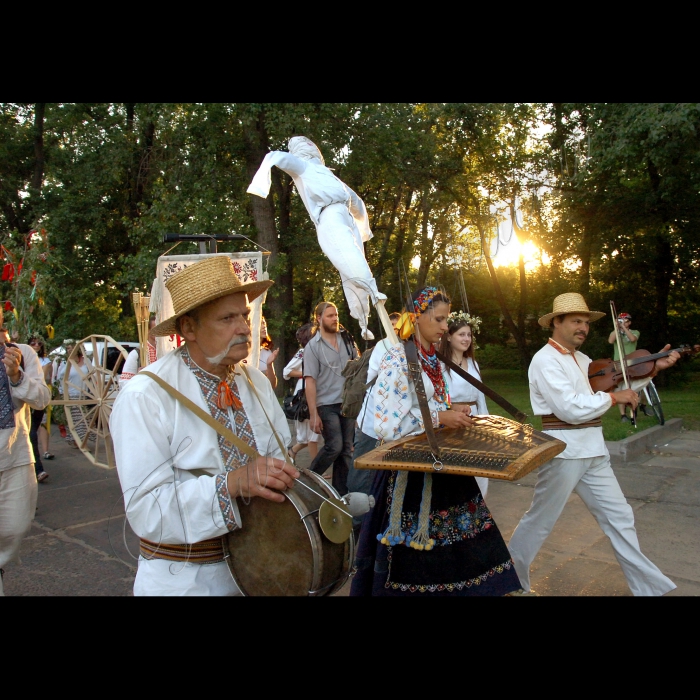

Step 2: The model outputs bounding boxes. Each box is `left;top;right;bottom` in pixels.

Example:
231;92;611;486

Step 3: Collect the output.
644;381;665;426
62;335;129;469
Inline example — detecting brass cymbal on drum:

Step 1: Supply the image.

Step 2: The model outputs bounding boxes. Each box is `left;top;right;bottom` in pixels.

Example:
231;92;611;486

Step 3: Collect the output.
318;498;353;544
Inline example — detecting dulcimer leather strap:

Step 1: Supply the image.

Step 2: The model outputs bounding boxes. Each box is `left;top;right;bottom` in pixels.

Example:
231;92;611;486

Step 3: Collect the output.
436;350;528;423
403;339;441;458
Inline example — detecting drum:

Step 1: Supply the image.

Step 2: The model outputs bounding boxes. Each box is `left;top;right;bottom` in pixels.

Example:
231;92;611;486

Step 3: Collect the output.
224;469;354;596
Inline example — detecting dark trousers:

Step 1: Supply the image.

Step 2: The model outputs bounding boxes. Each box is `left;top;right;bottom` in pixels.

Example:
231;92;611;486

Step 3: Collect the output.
308;403;354;496
347;429;380;532
347;430;379;496
30;409;44;475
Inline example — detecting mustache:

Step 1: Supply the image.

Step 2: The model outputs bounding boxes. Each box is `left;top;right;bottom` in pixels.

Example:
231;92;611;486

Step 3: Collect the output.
205;335;249;364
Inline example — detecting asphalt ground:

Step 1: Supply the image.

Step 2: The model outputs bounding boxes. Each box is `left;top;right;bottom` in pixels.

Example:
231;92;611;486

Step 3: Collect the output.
4;426;699;596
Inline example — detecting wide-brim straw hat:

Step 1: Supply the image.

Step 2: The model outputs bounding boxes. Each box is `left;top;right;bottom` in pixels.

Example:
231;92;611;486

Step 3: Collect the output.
152;255;274;337
538;292;605;328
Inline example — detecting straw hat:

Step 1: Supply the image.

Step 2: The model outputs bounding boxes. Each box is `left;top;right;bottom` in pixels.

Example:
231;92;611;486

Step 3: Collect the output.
151;256;273;337
538;292;605;328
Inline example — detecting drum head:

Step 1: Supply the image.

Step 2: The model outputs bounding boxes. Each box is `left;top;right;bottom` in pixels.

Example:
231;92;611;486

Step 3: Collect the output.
224;470;353;596
226;491;316;596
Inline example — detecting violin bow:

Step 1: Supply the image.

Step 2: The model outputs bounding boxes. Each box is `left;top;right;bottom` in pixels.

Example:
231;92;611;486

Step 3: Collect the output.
610;300;636;428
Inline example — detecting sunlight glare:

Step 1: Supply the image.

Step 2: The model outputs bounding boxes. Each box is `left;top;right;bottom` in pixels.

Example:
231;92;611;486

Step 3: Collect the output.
492;239;550;271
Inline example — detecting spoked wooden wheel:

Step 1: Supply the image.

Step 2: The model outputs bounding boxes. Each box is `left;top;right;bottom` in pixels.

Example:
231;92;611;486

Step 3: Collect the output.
61;335;129;469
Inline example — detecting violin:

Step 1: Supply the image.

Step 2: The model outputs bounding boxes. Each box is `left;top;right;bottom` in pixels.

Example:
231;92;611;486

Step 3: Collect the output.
588;345;696;393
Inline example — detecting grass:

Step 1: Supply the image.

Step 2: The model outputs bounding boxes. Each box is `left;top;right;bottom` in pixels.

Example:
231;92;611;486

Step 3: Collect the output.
480;369;700;441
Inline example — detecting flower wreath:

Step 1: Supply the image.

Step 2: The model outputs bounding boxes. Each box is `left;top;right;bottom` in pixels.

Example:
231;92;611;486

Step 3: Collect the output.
447;310;482;334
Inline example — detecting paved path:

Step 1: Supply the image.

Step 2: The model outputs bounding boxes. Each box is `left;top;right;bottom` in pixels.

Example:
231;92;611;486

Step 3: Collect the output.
5;428;699;596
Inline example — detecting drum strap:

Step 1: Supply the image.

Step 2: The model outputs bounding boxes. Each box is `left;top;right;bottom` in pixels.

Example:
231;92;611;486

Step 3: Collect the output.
403;339;441;458
239;364;294;465
140;371;258;460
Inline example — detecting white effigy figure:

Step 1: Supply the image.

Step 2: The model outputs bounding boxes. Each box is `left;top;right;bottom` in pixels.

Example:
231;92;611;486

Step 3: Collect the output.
247;136;386;340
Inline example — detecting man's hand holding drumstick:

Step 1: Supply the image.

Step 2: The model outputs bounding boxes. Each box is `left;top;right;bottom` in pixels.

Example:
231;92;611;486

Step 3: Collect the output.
227;455;299;502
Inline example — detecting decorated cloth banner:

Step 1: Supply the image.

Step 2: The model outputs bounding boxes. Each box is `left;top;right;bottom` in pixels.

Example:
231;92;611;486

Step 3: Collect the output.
149;252;267;369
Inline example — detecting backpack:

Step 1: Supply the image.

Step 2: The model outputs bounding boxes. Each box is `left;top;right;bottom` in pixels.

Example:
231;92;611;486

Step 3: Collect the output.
340;346;376;420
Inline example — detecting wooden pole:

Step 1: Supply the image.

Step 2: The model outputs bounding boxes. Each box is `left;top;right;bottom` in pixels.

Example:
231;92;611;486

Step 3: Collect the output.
374;299;399;345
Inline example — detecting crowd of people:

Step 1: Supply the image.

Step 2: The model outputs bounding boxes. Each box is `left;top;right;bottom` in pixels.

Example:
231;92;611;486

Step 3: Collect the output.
0;257;683;598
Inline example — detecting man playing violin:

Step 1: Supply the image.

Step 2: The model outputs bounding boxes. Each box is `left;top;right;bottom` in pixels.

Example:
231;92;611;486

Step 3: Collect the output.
508;293;679;596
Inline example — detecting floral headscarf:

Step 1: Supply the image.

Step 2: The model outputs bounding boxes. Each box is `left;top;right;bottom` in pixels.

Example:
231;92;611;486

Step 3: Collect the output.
395;287;441;340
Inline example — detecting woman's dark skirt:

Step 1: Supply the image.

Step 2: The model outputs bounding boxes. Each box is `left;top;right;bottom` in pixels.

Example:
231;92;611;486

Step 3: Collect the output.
350;467;521;596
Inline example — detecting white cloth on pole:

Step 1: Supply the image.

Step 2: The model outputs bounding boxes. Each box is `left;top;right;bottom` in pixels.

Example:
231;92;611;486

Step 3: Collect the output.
508;454;676;596
151;253;266;370
0;463;38;596
247;142;385;339
110;347;290;596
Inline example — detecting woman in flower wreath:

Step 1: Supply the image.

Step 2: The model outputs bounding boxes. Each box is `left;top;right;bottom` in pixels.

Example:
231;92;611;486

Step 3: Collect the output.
438;311;490;497
349;287;521;596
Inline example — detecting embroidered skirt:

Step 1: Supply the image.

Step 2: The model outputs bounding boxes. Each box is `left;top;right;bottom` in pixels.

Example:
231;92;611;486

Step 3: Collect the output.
350;470;521;596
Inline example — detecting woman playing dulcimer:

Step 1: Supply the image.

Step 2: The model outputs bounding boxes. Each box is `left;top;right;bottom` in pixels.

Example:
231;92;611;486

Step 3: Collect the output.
350;287;522;596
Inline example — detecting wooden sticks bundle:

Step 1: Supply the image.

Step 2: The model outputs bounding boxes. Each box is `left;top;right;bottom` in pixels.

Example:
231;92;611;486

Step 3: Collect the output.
131;292;151;368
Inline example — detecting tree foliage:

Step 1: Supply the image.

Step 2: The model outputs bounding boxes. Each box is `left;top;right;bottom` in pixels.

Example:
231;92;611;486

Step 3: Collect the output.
2;103;699;391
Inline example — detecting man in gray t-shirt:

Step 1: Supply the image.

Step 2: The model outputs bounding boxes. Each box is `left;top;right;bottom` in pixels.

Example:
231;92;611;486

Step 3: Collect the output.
303;302;358;495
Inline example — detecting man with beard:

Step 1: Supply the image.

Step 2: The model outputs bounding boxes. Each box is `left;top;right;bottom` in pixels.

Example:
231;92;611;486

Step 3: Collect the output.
303;301;358;496
508;293;679;596
110;256;299;596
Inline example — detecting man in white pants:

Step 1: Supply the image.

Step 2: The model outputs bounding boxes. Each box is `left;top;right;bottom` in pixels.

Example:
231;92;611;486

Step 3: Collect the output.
508;293;679;596
0;307;51;595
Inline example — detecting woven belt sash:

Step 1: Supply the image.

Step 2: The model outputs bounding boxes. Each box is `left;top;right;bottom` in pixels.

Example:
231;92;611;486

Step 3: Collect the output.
139;537;226;564
541;414;602;430
452;401;478;408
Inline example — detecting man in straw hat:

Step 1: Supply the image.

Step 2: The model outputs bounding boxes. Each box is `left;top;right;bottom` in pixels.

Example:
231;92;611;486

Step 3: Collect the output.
508;292;679;596
110;256;299;596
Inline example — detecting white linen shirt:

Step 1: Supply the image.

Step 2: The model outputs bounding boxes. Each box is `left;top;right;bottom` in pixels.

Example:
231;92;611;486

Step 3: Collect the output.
357;340;443;441
529;340;613;459
1;344;50;472
283;348;304;395
443;357;488;416
110;347;290;546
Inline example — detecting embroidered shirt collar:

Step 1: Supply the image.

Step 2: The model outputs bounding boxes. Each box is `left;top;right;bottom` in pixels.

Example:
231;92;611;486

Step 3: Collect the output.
548;338;572;355
180;345;235;385
548;337;591;391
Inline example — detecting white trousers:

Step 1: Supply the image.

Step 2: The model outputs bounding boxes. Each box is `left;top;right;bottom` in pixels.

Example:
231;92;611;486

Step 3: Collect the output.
295;419;320;445
134;558;242;596
0;464;38;596
508;454;676;596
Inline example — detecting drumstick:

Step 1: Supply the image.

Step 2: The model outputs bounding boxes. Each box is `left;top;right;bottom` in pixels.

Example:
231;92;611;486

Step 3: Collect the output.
238;364;352;519
291;476;351;519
